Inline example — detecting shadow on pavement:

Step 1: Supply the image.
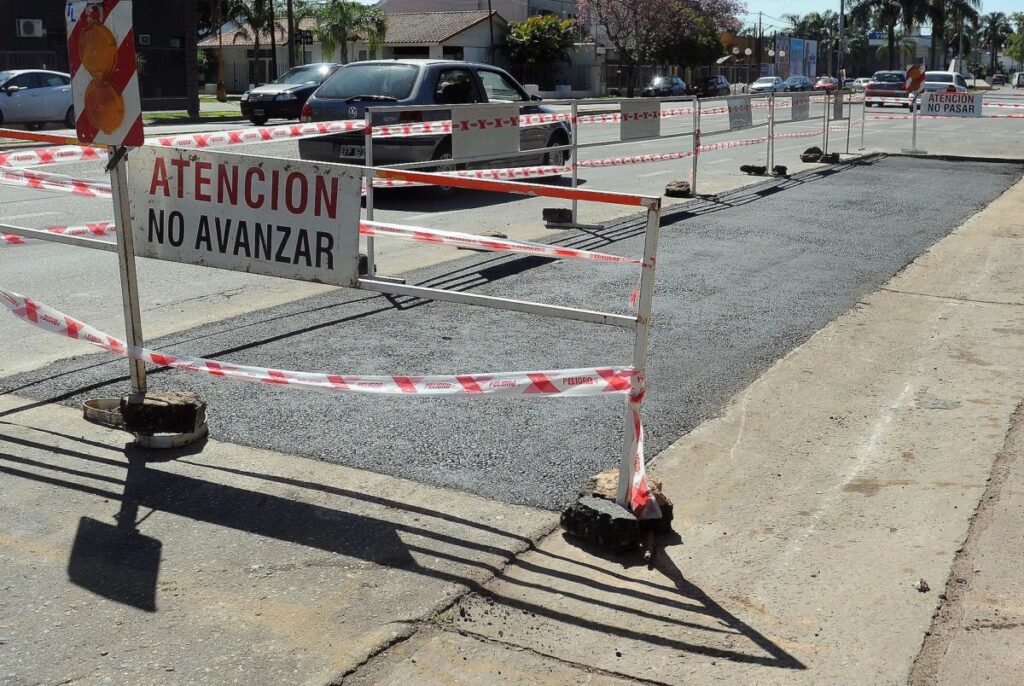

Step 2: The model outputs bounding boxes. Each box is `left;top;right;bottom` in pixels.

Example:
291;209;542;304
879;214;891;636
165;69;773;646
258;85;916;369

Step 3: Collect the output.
0;427;804;669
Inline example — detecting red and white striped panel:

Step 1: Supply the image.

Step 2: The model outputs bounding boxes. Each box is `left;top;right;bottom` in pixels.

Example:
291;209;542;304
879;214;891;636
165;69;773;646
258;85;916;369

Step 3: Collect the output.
0;145;103;169
66;0;144;146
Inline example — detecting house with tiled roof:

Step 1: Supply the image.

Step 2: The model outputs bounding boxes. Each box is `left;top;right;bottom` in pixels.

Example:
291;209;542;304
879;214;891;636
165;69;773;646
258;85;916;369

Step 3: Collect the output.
200;10;508;92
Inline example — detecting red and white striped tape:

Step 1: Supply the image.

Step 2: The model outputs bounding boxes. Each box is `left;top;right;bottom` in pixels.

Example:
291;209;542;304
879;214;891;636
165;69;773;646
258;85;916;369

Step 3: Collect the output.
0;165;111;198
0;285;658;517
0;145;104;169
360;220;648;267
1;221;115;246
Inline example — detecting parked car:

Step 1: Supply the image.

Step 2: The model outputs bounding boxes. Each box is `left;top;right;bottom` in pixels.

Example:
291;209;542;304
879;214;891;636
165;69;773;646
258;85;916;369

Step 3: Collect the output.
871;70;906;83
0;69;73;130
782;75;813;92
692;75;731;97
241;62;341;125
298;60;572;173
851;77;872;92
991;73;1006;85
920;71;969;94
865;74;910;108
749;76;784;93
842;78;857;90
814;76;838;91
641;76;687;97
1014;72;1024;89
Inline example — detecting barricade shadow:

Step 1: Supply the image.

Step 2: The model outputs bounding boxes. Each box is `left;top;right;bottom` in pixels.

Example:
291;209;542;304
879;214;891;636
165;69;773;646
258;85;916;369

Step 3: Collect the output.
0;435;803;669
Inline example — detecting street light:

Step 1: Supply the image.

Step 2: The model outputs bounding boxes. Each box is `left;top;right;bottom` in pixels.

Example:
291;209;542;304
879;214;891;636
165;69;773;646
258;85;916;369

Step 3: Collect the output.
745;47;753;85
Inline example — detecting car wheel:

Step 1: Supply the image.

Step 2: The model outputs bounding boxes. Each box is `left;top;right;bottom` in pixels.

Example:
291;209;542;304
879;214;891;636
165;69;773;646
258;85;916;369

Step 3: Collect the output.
250;116;269;126
430;141;462;192
543;133;570;168
64;106;75;129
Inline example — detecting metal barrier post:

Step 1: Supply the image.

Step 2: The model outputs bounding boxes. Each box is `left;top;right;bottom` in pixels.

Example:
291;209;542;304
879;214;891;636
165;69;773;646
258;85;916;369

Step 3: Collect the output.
846;91;853;154
616;202;661;509
364;109;376;276
767;92;774;169
690;101;700;195
859;98;866;150
571;100;579;224
108;146;147;400
822;91;830;153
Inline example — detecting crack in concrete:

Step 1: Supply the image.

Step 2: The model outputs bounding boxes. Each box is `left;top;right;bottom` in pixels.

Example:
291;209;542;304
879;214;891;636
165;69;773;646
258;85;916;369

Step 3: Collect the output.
878;286;1024;308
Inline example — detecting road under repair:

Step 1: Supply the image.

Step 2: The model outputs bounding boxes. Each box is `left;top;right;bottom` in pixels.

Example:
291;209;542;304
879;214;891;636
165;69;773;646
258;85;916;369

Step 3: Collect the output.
2;155;1020;509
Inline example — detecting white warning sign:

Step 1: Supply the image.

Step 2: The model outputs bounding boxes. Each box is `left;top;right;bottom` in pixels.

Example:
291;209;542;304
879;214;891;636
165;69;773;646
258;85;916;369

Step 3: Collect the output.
127;147;362;286
922;92;982;117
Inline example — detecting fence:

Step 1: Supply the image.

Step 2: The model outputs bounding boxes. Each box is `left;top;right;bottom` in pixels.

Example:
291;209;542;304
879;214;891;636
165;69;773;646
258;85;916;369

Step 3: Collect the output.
0;121;667;517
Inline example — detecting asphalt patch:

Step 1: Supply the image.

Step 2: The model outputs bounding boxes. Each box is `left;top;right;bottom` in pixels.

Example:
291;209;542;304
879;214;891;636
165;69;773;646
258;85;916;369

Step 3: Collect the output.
3;157;1020;509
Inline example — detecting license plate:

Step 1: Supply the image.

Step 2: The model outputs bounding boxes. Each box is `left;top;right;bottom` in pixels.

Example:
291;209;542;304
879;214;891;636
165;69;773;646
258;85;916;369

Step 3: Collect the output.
253;108;265;115
338;145;365;159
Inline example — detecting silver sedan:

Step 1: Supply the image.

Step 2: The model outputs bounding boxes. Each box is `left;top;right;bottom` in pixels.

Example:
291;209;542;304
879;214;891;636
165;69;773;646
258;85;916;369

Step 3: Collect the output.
0;69;74;130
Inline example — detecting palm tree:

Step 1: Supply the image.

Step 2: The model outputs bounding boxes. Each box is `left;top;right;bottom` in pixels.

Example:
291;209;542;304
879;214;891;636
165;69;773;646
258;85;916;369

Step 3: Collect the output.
306;0;388;64
852;0;904;69
927;0;980;70
980;12;1013;72
875;32;917;64
228;0;285;84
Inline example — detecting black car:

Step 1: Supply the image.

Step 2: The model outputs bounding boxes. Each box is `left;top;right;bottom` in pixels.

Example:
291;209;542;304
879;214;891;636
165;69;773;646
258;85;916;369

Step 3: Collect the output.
298;60;572;172
641;76;687;97
241;63;341;125
692;75;730;97
782;75;813;91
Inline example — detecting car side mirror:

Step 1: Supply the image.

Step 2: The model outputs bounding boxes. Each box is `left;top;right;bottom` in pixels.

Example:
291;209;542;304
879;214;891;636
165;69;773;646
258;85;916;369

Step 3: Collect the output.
2;85;19;95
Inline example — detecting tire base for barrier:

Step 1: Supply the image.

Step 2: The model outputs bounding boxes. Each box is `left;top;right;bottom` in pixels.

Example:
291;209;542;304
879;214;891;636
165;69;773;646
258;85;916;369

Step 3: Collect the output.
83;393;209;451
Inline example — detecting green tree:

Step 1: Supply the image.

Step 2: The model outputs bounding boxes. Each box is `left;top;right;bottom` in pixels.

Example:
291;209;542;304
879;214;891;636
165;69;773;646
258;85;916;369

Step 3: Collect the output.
1007;32;1024;68
503;15;578;87
927;0;980;70
655;9;725;70
302;0;388;64
851;0;904;69
228;0;285;84
980;12;1013;72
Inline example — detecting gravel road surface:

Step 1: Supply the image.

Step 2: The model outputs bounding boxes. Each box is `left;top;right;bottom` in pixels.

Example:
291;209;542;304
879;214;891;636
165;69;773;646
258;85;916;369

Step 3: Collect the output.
3;156;1019;508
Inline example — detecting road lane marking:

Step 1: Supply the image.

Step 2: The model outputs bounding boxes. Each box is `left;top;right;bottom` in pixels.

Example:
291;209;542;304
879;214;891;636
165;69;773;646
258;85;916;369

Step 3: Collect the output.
638;170;674;178
4;211;60;221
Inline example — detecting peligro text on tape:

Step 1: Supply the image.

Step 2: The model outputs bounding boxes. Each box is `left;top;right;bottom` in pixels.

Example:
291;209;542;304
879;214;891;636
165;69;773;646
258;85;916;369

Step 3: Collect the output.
0;285;658;518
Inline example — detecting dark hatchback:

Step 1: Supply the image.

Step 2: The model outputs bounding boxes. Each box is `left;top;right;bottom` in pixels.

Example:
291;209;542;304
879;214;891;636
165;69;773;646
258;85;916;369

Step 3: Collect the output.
692;75;731;97
241;63;341;125
642;76;687;97
298;59;572;171
782;75;813;91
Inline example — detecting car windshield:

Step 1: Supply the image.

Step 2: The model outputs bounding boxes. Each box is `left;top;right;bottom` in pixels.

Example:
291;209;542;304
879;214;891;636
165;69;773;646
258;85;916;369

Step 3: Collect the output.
754;78;776;84
784;77;803;84
701;77;718;84
870;82;905;90
873;71;904;82
651;77;668;85
274;66;330;85
317;63;419;100
0;70;16;85
925;73;952;82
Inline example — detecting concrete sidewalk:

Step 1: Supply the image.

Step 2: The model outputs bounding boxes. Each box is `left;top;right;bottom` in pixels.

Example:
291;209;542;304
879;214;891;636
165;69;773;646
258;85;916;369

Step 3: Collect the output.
346;179;1024;684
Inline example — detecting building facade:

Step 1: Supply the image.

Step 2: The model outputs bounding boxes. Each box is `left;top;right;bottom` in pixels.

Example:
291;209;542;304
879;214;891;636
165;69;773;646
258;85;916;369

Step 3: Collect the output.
0;0;198;115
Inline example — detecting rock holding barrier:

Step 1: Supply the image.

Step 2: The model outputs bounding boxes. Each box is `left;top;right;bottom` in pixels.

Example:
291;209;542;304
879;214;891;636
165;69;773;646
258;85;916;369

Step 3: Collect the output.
664;180;692;198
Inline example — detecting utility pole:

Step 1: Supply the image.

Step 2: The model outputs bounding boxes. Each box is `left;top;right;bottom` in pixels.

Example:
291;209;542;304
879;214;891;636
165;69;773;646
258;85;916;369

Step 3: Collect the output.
757;12;763;77
268;0;279;80
838;0;846;80
287;0;295;69
487;0;495;65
